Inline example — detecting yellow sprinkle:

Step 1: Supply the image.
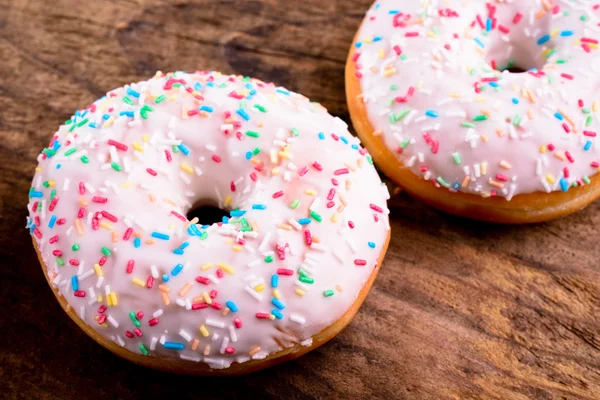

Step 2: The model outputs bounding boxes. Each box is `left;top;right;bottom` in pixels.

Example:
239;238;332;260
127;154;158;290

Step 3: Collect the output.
481;162;488;175
295;288;306;297
540;145;547;153
107;293;113;306
331;212;340;223
142;135;149;143
594;101;599;112
120;181;132;188
232;245;243;252
132;141;143;152
224;195;232;207
277;224;293;231
104;117;115;127
201;263;213;271
97;295;103;302
218;263;235;274
180;163;193;174
305;189;316;196
272;168;280;175
270;150;279;164
475;97;486;103
99;221;112;230
378;48;385;59
94;264;104;276
550;28;560;38
132;278;146;287
546;174;556;184
383;67;397;77
48;180;55;187
199;325;210;337
278;151;291;160
202;291;212;304
35;167;42;172
272;289;281;299
255;283;265;292
110;292;118;306
427;31;437;39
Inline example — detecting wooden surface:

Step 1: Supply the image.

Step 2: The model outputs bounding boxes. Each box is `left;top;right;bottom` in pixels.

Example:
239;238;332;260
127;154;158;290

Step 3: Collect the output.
1;1;600;399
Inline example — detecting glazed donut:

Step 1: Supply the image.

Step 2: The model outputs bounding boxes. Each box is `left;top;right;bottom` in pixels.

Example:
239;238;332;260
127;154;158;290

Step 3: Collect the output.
27;71;391;374
346;0;600;223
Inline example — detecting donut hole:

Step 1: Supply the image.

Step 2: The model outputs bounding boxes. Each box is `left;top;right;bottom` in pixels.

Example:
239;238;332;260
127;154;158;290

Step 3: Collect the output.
186;203;229;226
486;42;548;74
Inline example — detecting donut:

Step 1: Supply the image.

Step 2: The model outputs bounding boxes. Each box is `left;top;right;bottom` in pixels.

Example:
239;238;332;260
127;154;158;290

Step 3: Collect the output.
27;71;391;374
346;1;600;223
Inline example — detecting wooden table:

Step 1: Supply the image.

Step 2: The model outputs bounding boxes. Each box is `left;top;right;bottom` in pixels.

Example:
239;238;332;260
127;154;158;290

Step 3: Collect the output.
1;1;599;398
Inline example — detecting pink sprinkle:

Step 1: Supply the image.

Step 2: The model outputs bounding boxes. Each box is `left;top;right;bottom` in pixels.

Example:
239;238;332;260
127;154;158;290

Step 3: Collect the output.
212;155;221;163
496;174;508;182
92;196;108;204
136;311;144;320
256;313;271;319
49;235;59;244
216;269;224;279
584;131;597;137
234;318;242;328
563;167;570;178
146;168;157;176
107;139;128;151
565;151;575;163
370;204;384;213
48;197;59;211
249;172;257;182
123;227;133;241
98;315;107;325
74;290;86;298
405;32;419;37
124;330;134;338
98;256;107;266
334;168;349;175
78;182;86;195
327;201;335;208
101;211;118;222
69;259;80;266
277;268;294;276
196;276;210;285
192;303;209;310
393;45;402;55
312;162;323;171
298;166;309;177
170;211;187;221
33;228;42;239
148;318;159;326
133;328;143;337
126;260;134;274
562;123;571;133
354;259;367;266
560;73;574;80
98;305;107;314
52;250;62;257
272;191;284;199
513;12;523;24
165;150;172;162
348;221;355;229
230;181;236;192
225;347;235;355
77;208;85;218
327;188;336;200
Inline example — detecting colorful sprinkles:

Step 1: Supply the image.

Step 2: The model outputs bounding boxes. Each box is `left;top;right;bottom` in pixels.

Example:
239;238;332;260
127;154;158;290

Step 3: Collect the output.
27;71;390;369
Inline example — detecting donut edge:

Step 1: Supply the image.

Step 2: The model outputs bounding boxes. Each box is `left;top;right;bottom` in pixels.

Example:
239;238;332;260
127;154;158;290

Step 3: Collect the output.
33;227;390;375
345;34;600;224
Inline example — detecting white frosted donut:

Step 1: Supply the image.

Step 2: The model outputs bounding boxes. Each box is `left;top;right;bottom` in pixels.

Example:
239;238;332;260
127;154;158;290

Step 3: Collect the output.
27;71;390;373
347;0;600;222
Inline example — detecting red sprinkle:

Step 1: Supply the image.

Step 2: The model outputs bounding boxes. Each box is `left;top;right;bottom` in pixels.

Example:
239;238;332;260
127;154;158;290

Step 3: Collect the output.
272;191;284;199
192;303;209;310
196;276;210;285
126;260;134;274
74;290;86;298
107;139;128;151
211;155;221;163
277;268;294;276
354;259;367;266
148;318;159;326
92;196;108;204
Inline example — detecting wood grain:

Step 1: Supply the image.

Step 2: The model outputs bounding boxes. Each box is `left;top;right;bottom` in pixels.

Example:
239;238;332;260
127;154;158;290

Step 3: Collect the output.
1;1;599;399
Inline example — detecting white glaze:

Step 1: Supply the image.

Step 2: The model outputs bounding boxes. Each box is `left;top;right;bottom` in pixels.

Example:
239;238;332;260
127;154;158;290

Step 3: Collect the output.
27;71;390;369
352;0;600;199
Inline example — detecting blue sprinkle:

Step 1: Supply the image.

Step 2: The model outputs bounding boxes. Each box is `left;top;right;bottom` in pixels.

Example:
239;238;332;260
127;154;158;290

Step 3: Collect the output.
89;123;97;129
178;143;190;155
134;237;141;248
560;30;573;37
48;215;57;228
56;164;61;169
151;232;170;240
119;111;135;118
271;310;284;320
368;241;376;249
559;178;569;192
252;204;266;210
162;274;170;282
512;98;519;104
351;144;359;150
206;81;215;87
163;342;185;350
537;34;551;45
245;151;252;160
71;276;79;291
230;210;246;217
554;112;564;121
452;182;461;190
126;87;140;98
584;141;592;151
272;298;285;310
29;191;43;198
245;83;253;90
298;218;311;225
486;18;492;32
271;274;278;288
340;136;349;144
318;132;325;140
222;216;229;224
373;36;382;42
236;109;250;121
226;301;238;312
474;37;485;48
29;224;36;233
171;263;184;276
248;89;257;97
53;141;61;151
188;224;201;236
103;114;110;120
199;105;213;113
354;42;362;48
489;81;499;88
275;88;290;96
173;248;183;255
180;241;189;250
194;82;202;91
388;9;399;14
425;110;439;118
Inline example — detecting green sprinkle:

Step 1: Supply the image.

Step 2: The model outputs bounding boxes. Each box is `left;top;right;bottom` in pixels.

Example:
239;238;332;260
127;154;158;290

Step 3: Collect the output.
400;54;407;61
580;15;587;22
252;147;261;155
264;255;274;263
101;247;112;256
452;153;462;164
50;189;56;202
72;244;80;251
461;122;475;128
155;95;166;103
240;99;247;110
299;276;314;284
80;155;89;164
139;344;149;355
290;199;300;209
291;127;299;137
199;231;208;240
123;96;133;105
56;257;65;267
323;290;335;297
436;177;450;187
172;83;183;88
297;268;309;277
76;118;89;128
473;115;488;122
583;176;591;185
400;139;411;149
68;124;76;133
556;59;566;64
545;48;557;58
366;155;373;165
390;84;398;90
110;162;122;172
140;109;148;119
172;145;179;153
254;104;267;112
43;148;56;157
246;130;260;138
240;218;252;232
586;116;593;127
129;311;141;327
43;181;50;188
582;108;591;114
64;148;77;156
309;210;322;222
512;114;522;126
395;108;412;122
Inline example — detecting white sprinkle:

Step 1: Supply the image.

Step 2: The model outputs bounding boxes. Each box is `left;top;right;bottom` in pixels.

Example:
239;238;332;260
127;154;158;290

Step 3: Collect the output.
206;319;225;329
179;329;193;342
244;286;263;301
290;314;306;324
107;315;119;328
220;336;230;354
150;336;158;350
